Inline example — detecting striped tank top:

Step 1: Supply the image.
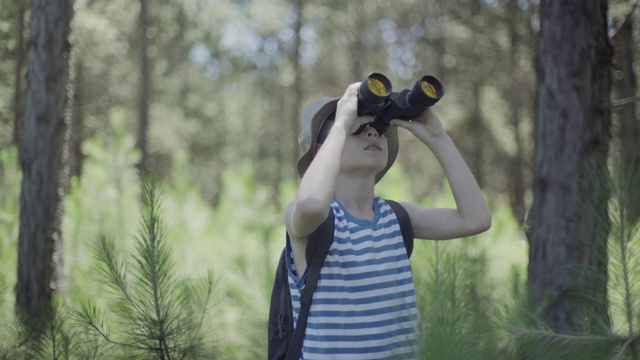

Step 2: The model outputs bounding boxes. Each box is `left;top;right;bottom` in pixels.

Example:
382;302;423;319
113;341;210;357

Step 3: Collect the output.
286;197;418;359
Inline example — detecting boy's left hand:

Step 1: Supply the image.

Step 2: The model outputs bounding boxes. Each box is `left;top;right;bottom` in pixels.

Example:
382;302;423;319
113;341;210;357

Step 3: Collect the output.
390;108;445;143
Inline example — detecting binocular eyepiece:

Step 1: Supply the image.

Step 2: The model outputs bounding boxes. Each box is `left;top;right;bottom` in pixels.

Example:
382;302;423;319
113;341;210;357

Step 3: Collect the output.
355;72;444;135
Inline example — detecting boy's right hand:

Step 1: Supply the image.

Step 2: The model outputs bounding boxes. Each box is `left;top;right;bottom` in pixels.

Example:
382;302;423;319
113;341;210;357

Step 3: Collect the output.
335;83;373;134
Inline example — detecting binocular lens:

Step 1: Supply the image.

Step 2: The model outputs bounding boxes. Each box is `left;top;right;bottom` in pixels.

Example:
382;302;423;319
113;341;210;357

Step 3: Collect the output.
408;75;444;108
357;72;392;118
360;73;392;103
367;76;390;97
421;79;439;99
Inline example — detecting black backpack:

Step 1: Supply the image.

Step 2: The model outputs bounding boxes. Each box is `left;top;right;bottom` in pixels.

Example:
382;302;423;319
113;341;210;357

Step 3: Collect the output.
267;199;414;360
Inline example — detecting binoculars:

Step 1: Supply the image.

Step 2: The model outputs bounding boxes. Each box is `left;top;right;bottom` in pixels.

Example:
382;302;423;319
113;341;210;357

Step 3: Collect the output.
355;72;445;135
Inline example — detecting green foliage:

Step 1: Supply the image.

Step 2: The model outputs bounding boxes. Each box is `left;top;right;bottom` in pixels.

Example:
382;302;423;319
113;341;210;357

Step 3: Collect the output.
608;155;640;359
63;109;141;304
511;330;622;360
3;0;640;357
3;105;640;358
191;160;289;358
17;302;74;360
75;177;218;359
3;297;110;360
502;154;640;360
20;0;536;209
411;239;507;359
0;147;19;340
0;124;531;357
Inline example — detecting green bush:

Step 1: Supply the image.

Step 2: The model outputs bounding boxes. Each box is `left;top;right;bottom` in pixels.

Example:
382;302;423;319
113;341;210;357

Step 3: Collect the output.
74;177;218;359
5;111;640;358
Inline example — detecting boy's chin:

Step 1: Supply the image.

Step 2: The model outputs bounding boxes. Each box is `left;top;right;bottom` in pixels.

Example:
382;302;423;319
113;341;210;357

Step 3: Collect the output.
340;167;383;178
348;164;387;177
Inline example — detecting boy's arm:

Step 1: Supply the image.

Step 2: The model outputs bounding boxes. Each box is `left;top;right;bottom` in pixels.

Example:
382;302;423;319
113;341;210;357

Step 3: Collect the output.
391;108;491;240
286;83;368;238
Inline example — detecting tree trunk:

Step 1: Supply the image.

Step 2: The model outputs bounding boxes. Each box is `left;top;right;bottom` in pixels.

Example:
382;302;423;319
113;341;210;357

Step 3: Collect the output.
347;1;365;81
69;58;85;180
506;0;527;224
469;81;484;189
282;0;305;197
12;0;27;157
17;0;74;332
136;0;152;173
527;0;612;334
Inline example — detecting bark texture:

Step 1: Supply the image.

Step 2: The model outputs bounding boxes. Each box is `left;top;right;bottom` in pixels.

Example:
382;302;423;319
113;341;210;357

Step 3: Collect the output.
527;0;612;333
17;0;74;331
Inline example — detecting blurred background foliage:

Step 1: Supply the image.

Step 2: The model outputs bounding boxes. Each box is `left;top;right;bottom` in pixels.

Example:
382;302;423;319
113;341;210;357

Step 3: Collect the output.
0;0;542;212
0;0;639;358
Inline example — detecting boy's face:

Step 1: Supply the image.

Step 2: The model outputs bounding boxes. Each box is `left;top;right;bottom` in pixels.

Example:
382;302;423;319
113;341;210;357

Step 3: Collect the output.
316;117;389;177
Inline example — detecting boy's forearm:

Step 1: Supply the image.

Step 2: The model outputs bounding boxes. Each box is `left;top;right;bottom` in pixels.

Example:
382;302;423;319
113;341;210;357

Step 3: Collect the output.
424;133;491;227
296;123;349;215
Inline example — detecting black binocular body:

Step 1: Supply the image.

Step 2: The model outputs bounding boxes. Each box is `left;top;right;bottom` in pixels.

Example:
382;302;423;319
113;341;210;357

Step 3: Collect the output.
355;72;445;135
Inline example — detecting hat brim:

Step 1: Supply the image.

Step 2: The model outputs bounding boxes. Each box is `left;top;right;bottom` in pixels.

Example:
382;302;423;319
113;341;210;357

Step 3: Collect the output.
296;98;398;184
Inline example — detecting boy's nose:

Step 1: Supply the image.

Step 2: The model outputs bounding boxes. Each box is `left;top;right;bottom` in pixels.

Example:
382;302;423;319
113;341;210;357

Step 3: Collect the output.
364;124;379;137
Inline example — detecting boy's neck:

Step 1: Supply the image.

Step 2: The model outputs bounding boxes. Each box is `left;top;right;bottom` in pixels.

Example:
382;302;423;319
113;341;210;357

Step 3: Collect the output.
335;174;376;220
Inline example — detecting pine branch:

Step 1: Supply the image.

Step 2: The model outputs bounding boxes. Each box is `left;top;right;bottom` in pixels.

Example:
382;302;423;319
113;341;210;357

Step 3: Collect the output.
96;235;134;306
82;176;218;359
612;334;640;360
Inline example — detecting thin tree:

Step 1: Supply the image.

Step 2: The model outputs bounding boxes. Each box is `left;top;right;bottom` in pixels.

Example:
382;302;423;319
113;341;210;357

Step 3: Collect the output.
289;0;304;181
16;0;74;332
12;0;27;158
504;0;531;224
527;0;613;334
136;0;152;173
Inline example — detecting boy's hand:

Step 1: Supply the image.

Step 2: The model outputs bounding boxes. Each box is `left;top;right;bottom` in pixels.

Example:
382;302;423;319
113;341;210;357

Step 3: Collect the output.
391;108;445;143
335;83;373;134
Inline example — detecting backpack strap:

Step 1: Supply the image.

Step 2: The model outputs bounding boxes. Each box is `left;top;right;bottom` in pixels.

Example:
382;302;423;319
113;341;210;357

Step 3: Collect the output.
285;210;334;360
385;199;414;258
268;248;293;360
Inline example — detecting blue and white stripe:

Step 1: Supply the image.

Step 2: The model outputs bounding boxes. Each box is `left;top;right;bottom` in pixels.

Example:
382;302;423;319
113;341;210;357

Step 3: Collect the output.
287;197;418;359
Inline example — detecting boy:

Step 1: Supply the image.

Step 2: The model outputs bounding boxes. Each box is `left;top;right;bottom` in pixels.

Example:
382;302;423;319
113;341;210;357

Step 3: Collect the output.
285;82;491;359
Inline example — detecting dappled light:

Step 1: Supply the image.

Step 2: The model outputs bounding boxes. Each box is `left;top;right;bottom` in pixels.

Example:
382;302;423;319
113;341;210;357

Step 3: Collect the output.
1;0;640;359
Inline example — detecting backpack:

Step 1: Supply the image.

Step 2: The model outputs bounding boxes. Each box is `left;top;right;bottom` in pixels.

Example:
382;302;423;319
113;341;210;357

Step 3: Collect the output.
267;199;414;360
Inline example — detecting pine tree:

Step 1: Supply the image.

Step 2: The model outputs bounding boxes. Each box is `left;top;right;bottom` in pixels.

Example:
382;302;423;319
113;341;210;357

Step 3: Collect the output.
75;177;218;359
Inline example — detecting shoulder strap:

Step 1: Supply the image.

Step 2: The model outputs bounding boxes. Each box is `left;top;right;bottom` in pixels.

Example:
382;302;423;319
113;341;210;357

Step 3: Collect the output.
286;210;334;360
385;199;414;258
268;248;292;360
